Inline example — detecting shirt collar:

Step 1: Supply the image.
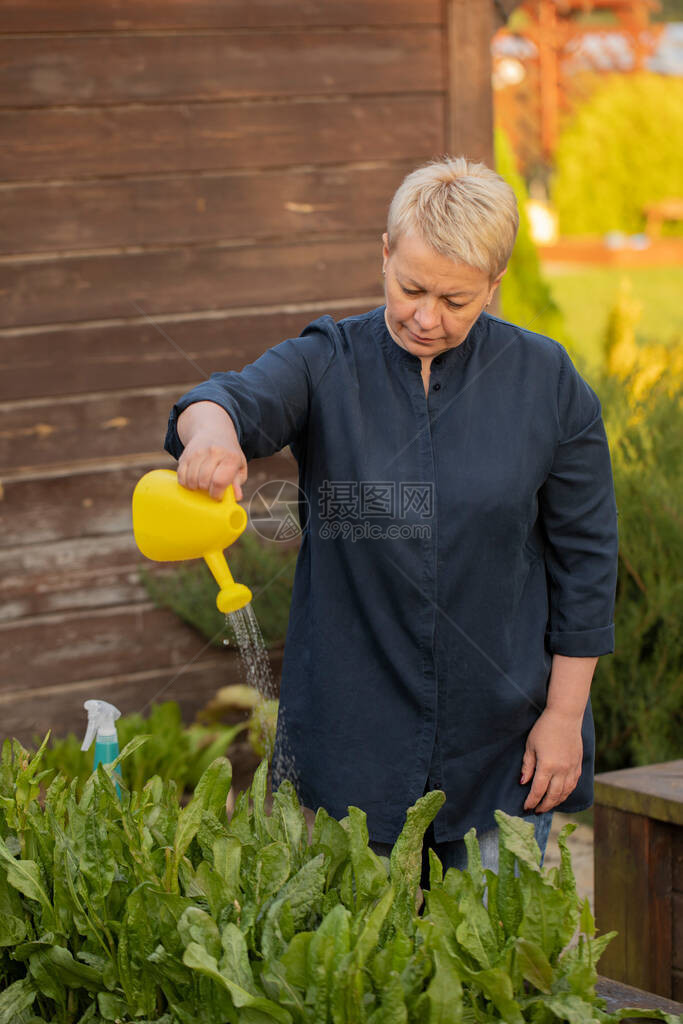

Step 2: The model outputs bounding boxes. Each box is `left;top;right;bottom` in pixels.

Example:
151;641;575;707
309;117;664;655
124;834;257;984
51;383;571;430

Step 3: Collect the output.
373;305;486;369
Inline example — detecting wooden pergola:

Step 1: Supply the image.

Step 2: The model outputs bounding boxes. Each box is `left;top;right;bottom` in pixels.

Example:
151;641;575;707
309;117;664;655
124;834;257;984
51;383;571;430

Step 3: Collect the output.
495;0;661;160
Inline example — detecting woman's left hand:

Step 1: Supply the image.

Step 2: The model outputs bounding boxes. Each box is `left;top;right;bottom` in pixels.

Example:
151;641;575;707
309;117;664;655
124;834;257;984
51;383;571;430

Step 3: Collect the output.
520;708;583;813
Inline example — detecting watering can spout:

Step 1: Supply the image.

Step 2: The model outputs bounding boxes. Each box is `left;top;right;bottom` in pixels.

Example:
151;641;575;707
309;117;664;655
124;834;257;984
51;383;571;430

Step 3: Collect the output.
204;549;252;614
132;469;252;614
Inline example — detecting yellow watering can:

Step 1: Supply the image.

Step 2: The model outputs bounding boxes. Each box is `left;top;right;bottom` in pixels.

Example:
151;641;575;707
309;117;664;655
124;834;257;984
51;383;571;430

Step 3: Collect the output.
132;469;252;614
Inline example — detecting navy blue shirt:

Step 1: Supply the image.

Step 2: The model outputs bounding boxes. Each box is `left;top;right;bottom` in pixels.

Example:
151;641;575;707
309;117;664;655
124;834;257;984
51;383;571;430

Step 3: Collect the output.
165;307;618;843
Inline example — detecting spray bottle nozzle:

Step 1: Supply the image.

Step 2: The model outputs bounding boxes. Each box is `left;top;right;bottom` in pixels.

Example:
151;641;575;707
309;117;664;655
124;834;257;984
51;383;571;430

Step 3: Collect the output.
81;699;122;752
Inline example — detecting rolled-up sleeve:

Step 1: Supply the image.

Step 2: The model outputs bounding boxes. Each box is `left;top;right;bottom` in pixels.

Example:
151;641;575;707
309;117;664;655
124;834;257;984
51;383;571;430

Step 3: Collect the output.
164;321;336;461
540;351;619;657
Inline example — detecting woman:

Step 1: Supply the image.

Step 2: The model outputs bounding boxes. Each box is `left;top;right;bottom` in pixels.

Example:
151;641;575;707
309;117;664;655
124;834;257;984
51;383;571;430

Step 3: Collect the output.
164;157;618;882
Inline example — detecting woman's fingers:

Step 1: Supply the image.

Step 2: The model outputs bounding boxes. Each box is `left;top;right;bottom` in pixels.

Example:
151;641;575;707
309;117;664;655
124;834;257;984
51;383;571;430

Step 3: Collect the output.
232;463;249;502
206;455;246;501
181;448;209;492
533;775;567;813
524;765;553;812
197;449;235;493
524;761;582;812
177;442;248;501
520;747;536;785
537;771;580;813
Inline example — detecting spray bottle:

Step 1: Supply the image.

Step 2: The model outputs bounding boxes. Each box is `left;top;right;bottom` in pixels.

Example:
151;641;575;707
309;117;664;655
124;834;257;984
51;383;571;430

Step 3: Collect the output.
81;699;122;795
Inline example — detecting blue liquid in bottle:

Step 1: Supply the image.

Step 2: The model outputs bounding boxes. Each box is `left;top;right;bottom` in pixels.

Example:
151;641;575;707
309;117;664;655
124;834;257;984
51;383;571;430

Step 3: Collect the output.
93;733;122;795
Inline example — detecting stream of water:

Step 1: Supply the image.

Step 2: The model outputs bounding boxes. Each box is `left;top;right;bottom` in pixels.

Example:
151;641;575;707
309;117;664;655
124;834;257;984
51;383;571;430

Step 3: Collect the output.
225;604;276;701
224;604;298;786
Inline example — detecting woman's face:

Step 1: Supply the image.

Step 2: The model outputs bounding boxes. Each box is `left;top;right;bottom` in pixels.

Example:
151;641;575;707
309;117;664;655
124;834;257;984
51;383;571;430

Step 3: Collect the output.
382;231;504;361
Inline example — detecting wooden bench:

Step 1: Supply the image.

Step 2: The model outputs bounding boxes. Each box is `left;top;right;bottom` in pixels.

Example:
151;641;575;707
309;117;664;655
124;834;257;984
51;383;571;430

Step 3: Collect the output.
594;760;683;1000
597;976;683;1022
645;198;683;238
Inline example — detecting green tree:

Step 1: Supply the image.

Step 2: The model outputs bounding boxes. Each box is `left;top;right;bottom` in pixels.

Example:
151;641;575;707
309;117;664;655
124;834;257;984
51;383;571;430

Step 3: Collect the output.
552;73;683;236
593;372;683;770
653;0;683;21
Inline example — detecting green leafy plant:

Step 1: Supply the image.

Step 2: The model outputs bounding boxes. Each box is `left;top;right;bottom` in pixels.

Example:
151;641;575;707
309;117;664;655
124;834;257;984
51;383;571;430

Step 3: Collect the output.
1;739;677;1023
140;530;297;648
36;702;247;799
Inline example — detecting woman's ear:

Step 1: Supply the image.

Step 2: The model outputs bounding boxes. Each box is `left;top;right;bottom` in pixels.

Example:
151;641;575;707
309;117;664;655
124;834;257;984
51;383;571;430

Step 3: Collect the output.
487;265;507;304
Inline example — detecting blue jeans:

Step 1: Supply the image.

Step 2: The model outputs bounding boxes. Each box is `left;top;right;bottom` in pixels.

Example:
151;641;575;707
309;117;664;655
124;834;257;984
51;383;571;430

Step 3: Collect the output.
438;811;554;874
370;811;554;891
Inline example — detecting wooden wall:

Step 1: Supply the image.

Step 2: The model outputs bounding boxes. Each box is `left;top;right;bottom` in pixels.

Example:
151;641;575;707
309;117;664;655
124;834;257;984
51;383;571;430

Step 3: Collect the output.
0;0;496;742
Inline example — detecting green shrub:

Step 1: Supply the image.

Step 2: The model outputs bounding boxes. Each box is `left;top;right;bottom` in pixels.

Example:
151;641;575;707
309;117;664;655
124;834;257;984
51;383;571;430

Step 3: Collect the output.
495;128;567;343
2;741;670;1024
552;73;683;236
140;530;297;648
593;373;683;771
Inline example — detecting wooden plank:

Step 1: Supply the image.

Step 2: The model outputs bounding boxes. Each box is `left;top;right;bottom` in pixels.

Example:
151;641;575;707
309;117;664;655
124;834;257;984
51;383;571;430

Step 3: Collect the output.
0;304;371;400
674;893;683;972
0;238;385;329
0;452;297;547
674;830;683;892
0;525;298;621
674;971;683;1004
0;95;443;180
0;31;442;107
0;457;173;546
0;532;150;621
0;166;408;256
2;368;358;468
595;761;683;827
1;386;196;470
594;804;673;998
445;0;495;165
594;805;629;986
596;977;683;1020
1;0;441;32
0;649;283;746
0;602;228;691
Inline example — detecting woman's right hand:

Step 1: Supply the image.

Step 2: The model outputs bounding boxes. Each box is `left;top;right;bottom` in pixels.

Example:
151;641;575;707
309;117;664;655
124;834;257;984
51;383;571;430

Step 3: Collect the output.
176;401;248;502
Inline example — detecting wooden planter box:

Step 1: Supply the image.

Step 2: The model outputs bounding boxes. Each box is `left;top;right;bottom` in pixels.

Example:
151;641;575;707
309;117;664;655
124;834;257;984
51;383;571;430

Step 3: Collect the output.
594;760;683;1000
596;976;683;1022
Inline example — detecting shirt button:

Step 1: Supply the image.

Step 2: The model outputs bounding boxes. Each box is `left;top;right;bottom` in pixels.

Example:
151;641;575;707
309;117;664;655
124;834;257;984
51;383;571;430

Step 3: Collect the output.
433;382;441;391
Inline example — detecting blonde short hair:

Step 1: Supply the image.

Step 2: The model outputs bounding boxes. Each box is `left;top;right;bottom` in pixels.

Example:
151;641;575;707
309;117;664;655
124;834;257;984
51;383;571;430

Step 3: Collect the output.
386;156;519;280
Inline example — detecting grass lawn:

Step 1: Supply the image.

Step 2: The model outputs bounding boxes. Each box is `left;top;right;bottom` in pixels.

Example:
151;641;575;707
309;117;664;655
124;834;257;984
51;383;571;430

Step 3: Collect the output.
543;264;683;373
